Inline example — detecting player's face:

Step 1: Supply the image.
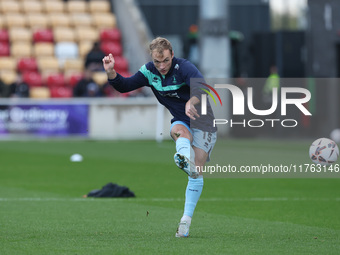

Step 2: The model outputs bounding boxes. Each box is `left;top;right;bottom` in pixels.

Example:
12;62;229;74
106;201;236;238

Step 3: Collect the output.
152;49;174;75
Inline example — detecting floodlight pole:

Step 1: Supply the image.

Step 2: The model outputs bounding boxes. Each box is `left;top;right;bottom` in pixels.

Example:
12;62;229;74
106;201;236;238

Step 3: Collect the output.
199;0;230;136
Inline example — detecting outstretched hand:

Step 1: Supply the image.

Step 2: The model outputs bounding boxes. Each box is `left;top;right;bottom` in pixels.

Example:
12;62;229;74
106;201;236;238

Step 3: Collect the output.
102;53;117;79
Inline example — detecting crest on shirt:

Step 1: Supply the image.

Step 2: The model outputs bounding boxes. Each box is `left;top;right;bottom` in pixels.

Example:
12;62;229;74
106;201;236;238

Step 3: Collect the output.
172;75;177;84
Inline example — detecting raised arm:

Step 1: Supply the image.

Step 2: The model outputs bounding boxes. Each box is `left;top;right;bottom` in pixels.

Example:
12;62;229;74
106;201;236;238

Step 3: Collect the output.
103;53;149;93
102;53;117;79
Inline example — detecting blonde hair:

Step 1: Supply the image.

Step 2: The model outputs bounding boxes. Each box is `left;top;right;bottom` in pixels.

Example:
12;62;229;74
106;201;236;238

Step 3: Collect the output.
149;37;173;56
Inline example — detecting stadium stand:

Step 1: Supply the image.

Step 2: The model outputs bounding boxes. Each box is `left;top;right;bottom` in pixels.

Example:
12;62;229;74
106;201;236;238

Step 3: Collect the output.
100;41;122;56
22;1;44;14
43;1;65;14
37;56;60;74
27;14;50;29
50;86;73;98
64;71;83;88
92;13;116;29
66;0;88;14
63;58;84;73
0;0;129;98
54;41;79;65
0;1;21;14
53;27;76;42
100;28;121;43
0;16;4;29
0;29;9;42
78;41;93;58
46;73;66;88
5;14;26;28
0;42;9;56
112;56;129;73
11;42;33;59
33;29;54;43
70;13;93;27
49;13;72;28
75;27;99;43
22;71;43;87
29;86;51;98
0;70;17;85
0;57;16;71
33;42;55;57
17;57;39;73
89;1;111;13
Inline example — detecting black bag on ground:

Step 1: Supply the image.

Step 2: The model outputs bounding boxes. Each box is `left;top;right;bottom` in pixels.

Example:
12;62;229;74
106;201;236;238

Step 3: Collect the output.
86;182;135;198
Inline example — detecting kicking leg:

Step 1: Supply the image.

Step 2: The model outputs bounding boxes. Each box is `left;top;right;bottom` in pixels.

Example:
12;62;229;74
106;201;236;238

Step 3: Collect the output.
176;147;208;237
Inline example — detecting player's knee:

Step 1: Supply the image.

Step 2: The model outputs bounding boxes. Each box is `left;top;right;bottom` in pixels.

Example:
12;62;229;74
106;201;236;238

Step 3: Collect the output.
171;126;191;140
175;129;185;137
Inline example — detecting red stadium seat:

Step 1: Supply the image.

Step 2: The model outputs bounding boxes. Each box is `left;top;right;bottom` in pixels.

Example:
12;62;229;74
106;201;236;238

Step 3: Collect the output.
0;29;9;42
17;57;38;73
46;73;66;88
22;72;43;87
100;28;121;42
50;87;73;98
0;42;9;56
118;71;132;78
65;72;83;87
100;41;122;56
113;56;129;73
33;29;53;43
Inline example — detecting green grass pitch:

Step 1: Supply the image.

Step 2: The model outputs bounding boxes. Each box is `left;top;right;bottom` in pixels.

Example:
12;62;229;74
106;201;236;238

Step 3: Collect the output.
0;139;339;254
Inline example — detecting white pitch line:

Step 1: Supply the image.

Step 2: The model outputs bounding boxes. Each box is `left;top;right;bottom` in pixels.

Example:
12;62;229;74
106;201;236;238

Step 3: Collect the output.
0;197;339;202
